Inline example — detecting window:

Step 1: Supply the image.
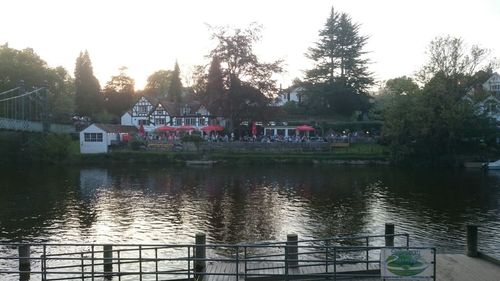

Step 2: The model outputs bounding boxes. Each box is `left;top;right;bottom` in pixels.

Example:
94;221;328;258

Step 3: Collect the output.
138;119;147;126
84;133;103;142
181;106;191;115
138;105;148;114
185;118;196;125
155;118;165;125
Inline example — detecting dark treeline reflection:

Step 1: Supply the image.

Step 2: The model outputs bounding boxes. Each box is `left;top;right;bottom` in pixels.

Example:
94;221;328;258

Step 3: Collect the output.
0;165;499;254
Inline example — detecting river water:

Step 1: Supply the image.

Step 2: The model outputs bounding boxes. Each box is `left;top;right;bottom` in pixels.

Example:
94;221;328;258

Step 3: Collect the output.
0;165;499;256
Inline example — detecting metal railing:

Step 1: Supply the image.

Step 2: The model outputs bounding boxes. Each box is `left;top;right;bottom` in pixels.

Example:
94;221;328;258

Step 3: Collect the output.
0;232;433;281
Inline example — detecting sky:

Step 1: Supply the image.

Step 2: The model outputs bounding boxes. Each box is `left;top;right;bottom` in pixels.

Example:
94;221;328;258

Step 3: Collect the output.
1;0;499;91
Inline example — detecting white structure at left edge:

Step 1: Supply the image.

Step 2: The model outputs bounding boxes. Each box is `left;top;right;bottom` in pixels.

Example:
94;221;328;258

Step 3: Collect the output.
80;124;138;154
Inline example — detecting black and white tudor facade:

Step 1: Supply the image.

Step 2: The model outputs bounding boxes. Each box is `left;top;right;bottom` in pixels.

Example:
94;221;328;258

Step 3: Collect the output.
121;96;223;130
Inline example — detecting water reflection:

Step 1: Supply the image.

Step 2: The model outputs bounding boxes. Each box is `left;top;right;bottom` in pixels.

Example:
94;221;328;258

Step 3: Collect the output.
0;166;499;256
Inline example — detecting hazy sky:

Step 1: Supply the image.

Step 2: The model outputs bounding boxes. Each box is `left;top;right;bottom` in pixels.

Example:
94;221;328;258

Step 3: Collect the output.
1;0;499;90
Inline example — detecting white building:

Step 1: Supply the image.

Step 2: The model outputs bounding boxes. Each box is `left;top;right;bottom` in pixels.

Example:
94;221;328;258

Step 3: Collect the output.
482;73;500;93
274;87;304;106
80;124;138;154
121;96;223;129
464;73;500;122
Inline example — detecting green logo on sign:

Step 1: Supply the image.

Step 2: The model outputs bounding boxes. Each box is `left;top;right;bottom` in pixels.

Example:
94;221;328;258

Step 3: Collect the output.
386;250;429;276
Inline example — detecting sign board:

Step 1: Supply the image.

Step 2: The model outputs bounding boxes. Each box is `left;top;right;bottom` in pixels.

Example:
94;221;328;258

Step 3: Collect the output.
381;248;434;280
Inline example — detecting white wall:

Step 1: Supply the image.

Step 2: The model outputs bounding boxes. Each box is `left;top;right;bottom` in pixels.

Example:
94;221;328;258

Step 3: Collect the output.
121;113;132;126
80;124;109;154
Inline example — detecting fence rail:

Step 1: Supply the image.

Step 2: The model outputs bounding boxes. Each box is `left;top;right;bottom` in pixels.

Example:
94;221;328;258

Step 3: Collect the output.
0;227;431;281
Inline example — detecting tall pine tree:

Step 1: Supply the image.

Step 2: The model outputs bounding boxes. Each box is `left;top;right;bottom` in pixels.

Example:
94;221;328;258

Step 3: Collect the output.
304;8;373;116
204;56;225;115
74;51;101;118
167;61;183;102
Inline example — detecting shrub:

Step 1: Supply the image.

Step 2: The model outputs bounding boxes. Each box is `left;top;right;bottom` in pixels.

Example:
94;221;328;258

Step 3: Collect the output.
182;134;203;143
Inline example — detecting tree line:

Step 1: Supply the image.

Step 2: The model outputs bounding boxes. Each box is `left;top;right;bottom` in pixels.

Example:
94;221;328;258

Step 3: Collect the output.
1;6;499;165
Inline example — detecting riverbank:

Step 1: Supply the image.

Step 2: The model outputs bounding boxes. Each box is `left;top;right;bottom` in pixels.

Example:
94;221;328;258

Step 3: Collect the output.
76;148;390;166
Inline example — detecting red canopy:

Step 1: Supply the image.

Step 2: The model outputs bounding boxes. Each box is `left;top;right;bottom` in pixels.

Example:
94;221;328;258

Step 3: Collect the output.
296;125;315;132
156;125;177;132
201;125;224;132
139;124;145;135
176;125;196;131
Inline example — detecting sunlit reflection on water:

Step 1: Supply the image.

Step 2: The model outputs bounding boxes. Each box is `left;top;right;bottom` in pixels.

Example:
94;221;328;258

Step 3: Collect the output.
0;165;499;258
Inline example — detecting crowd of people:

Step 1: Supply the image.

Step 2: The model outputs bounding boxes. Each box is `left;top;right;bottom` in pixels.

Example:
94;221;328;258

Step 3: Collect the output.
138;130;377;145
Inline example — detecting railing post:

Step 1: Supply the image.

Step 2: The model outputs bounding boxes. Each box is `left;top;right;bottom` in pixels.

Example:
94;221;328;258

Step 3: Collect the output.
18;244;30;281
103;245;113;280
365;237;369;270
195;233;206;281
287;234;298;268
385;223;395;247
466;225;478;257
235;246;239;280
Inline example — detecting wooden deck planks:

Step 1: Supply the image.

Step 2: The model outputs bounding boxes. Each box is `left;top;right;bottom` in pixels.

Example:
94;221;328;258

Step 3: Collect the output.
436;254;500;281
203;254;500;281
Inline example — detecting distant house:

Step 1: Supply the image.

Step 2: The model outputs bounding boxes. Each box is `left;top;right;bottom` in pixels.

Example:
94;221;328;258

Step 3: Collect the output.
476;95;500;122
482;72;500;93
121;96;224;128
274;87;304;106
80;124;137;154
464;73;500;122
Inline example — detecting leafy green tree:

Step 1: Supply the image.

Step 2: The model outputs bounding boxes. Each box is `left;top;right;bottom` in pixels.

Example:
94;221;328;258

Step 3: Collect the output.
196;24;282;130
416;36;499;84
304;8;373;116
167;61;183;102
382;72;496;165
144;70;172;98
74;50;101;118
0;44;75;123
47;66;75;123
373;77;420;114
0;45;48;91
103;66;135;118
209;24;283;96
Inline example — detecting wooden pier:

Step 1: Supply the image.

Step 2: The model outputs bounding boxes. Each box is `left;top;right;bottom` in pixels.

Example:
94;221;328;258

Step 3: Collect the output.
203;260;379;281
201;254;500;281
2;225;499;281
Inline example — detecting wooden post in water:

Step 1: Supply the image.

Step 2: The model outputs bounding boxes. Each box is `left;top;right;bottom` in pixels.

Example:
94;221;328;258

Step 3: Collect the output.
195;233;206;281
287;234;298;268
385;223;395;247
466;225;478;257
103;245;113;280
18;244;30;281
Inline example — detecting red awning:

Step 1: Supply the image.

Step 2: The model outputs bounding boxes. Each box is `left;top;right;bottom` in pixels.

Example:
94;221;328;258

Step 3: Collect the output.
296;125;315;132
176;125;196;131
201;125;224;132
156;125;177;132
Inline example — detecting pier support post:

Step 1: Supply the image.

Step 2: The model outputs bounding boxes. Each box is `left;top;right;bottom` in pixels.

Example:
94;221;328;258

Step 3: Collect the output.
385;223;395;247
103;245;113;280
18;244;30;281
286;234;298;268
195;233;206;280
466;225;478;257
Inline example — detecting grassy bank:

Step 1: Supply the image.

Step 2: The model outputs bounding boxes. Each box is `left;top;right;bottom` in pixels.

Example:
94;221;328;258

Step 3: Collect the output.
75;143;390;166
0;130;390;166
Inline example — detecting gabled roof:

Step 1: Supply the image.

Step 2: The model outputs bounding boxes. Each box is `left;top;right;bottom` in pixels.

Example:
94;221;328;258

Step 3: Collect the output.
477;95;500;107
156;100;209;116
93;124;138;133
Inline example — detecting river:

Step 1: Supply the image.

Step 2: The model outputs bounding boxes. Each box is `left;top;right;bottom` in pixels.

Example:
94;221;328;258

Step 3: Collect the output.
0;165;499;256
